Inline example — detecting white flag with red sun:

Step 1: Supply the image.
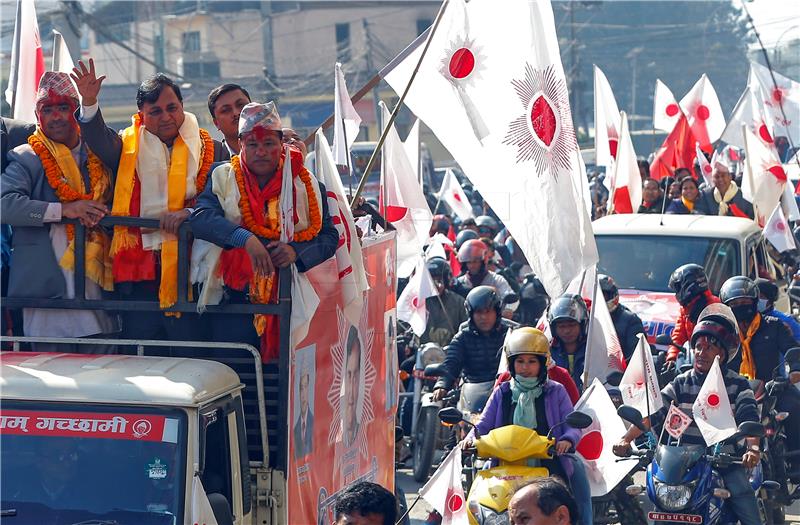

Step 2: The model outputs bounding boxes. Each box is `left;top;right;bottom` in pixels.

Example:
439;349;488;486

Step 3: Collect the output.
691;356;736;446
419;446;469;525
382;0;597;299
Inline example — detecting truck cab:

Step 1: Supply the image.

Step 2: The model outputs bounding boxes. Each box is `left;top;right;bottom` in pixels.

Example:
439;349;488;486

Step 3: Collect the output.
593;214;785;341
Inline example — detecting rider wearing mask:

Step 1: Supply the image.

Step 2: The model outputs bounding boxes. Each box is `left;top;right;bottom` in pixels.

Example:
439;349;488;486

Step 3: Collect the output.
548;294;589;391
454;239;516;317
468;327;593;525
419;257;468;348
613;304;762;525
665;264;721;367
720;276;795;382
755;277;800;342
432;286;515;401
600;274;645;362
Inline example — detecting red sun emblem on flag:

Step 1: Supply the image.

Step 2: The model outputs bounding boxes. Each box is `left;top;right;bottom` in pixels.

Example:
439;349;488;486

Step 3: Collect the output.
503;63;576;174
758;123;774;144
452;191;462;203
695;104;710;121
440;36;484;85
769;165;788;183
703;164;713;175
665;103;680;117
576;430;603;460
706;392;720;408
776;220;787;233
447;491;465;514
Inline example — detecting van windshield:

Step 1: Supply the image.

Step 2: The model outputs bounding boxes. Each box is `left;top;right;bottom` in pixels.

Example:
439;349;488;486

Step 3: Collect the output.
596;235;740;294
1;402;186;525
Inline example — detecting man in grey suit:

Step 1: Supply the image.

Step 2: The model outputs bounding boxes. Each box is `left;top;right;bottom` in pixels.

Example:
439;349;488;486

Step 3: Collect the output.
71;59;229;341
1;72;118;351
294;368;314;459
693;161;754;219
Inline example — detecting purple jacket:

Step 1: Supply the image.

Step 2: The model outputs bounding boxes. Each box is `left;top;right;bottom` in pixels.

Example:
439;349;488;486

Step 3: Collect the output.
473;379;579;477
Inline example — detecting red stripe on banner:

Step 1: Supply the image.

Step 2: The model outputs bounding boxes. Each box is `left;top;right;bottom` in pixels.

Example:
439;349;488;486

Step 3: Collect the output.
339;266;353;279
0;410;167;442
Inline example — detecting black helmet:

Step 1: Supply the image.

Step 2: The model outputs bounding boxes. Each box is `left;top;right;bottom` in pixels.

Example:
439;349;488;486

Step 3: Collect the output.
690;303;741;363
519;275;549;326
426;257;452;285
547;293;589;336
668;264;709;306
598;274;619;302
719;276;758;305
465;285;501;317
455;229;479;250
755;277;778;303
475;215;499;235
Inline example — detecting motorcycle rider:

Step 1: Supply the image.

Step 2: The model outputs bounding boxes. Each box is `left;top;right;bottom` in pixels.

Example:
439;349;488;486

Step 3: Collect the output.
432;286;515;401
475;214;512;265
419;257;468;348
665;264;721;368
773;348;800;479
755;277;800;342
454;239;516;317
600;274;645;362
466;327;593;525
719;276;795;382
455;228;479;251
517;274;549;327
613;304;762;525
548;294;589;391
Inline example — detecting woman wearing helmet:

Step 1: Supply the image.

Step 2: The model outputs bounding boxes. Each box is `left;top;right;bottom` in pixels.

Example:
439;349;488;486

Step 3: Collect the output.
615;304;763;525
455;239;516;316
719;276;795;382
665;263;721;367
548;294;589;390
469;327;594;525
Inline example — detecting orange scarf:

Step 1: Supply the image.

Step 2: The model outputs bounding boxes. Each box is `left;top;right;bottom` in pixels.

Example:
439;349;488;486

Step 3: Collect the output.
681;196;694;213
739;313;760;379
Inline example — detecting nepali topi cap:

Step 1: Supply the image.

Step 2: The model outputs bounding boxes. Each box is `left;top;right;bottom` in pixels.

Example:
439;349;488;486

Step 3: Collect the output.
238;101;282;136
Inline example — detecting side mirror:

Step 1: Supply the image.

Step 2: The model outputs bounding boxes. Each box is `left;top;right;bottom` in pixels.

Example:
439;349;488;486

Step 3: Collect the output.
424;363;448;378
785;347;800;365
565;411;593;430
617;405;647;432
737;421;765;439
606;371;624;387
438;406;465;426
655;334;672;346
503;293;519;305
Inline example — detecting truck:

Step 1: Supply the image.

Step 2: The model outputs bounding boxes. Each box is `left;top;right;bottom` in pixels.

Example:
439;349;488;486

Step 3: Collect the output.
593;213;787;342
0;216;399;525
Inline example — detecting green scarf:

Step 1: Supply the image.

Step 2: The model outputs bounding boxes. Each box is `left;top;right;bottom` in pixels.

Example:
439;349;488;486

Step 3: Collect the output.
510;376;544;430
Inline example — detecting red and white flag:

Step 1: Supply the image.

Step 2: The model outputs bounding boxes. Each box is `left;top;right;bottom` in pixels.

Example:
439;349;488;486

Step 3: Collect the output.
379;102;433;278
650;114;698;180
594;65;621;171
5;0;45;123
314;130;369;325
748;61;800;145
692;356;736;446
397;257;437;336
620;334;663;417
332;62;362;170
610;111;642;214
764;204;796;253
404;119;421;182
438;168;474;220
695;143;714;188
419;446;469;525
583;274;626;388
680;74;725;152
191;476;220;525
575;378;638;497
381;0;597;299
742;124;786;226
653;79;681;133
664;403;693;440
720;86;776;151
781;180;800;221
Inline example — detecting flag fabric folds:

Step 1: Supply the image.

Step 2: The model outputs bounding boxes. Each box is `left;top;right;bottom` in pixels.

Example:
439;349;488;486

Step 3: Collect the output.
419;446;469;525
620;334;663;417
680;74;725;152
52;30;75;74
741;124;786;226
382;0;597;299
582;274;626;388
404;119;421;182
650;114;697;181
397;257;437;336
764;204;797;253
748;61;800;146
191;476;220;525
438;168;474;220
610;111;642;214
594;65;621;171
332;62;362;170
691;356;737;446
5;0;45;123
653;79;681;133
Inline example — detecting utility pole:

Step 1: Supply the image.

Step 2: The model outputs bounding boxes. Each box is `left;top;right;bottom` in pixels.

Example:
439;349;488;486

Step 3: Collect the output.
363;18;383;141
260;2;278;101
53;2;82;64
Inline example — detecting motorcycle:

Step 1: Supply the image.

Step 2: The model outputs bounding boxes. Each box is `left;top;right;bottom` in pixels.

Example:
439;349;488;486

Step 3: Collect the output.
407;343;448;482
617;405;780;525
438;406;593;525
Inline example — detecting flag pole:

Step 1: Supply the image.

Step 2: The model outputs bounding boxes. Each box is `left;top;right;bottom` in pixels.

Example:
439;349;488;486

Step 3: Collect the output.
581;267;598;390
8;0;22;118
349;0;450;207
742;124;761;225
641;334;651;419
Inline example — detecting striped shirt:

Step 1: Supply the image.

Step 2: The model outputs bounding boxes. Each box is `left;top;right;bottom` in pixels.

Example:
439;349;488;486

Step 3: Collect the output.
650;367;760;446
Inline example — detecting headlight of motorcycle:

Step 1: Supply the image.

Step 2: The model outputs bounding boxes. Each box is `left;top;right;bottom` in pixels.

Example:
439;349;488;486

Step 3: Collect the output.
654;480;694;511
478;506;509;525
420;343;445;367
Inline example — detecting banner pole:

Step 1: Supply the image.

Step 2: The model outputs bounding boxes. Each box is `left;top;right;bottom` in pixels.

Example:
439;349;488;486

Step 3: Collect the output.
349;0;450;207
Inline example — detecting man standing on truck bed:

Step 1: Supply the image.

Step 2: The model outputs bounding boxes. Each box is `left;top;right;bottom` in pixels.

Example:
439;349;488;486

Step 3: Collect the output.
189;102;338;361
1;72;119;351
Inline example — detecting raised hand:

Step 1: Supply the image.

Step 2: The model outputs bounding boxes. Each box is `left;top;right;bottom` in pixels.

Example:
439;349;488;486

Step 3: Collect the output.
70;59;106;106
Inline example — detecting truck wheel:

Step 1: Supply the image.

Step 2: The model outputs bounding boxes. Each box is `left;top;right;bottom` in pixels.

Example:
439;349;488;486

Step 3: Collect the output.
413;406;438;482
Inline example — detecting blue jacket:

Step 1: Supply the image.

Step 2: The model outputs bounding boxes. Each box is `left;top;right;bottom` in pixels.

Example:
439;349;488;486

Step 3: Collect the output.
766;307;800;343
550;340;587;391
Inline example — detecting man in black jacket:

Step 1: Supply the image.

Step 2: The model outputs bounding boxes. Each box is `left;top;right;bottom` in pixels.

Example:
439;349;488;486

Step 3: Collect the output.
693;161;754;219
432;286;514;400
600;274;645;362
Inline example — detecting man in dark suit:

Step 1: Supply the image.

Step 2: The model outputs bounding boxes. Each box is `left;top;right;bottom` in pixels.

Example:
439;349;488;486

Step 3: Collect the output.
693;161;754;219
1;117;36;171
70;59;229;341
294;368;314;458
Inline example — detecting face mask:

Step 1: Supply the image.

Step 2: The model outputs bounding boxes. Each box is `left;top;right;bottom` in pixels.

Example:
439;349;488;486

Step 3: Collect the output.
757;299;770;313
731;303;757;323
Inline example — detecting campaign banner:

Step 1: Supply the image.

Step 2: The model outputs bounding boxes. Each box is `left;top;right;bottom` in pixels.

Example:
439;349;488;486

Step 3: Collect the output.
0;410;176;442
287;233;397;525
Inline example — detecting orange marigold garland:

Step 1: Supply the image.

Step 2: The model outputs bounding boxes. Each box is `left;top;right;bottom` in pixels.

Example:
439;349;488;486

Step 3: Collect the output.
230;154;322;241
195;128;216;195
29;134;108;241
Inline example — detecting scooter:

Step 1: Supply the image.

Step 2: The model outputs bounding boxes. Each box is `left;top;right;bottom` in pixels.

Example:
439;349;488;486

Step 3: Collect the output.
617;405;779;525
437;406;593;525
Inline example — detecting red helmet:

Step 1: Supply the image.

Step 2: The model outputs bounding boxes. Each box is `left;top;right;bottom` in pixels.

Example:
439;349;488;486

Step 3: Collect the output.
457;239;489;265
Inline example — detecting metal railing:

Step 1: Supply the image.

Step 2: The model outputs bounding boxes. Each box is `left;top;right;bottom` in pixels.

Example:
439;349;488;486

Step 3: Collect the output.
1;216;293;472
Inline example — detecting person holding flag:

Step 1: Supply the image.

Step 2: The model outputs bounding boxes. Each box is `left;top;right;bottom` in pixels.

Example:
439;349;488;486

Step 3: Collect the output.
613;304;762;525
